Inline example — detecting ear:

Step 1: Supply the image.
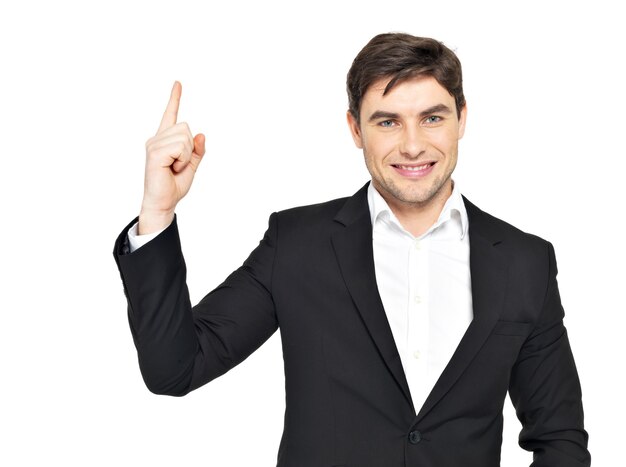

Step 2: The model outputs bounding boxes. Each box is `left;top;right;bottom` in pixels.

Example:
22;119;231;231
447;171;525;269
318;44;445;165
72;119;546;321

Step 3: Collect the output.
346;110;363;149
457;104;468;140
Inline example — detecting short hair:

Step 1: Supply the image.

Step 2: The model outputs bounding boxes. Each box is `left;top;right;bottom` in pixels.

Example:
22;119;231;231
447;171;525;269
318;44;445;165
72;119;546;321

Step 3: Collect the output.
347;33;465;123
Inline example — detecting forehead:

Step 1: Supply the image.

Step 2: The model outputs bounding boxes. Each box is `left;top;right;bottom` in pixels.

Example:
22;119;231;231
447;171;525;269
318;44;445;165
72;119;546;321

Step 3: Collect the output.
362;76;453;110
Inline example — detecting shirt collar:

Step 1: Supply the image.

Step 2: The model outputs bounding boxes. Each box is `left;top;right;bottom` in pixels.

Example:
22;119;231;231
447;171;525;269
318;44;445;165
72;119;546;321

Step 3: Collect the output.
367;180;468;240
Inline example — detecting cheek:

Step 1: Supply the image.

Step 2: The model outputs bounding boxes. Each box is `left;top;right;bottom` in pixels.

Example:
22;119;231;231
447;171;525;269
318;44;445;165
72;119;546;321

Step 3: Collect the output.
363;133;396;162
431;131;459;155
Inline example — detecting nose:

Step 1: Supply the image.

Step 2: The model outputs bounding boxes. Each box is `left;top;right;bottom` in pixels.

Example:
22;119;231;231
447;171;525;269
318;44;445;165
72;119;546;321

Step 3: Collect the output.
399;125;426;159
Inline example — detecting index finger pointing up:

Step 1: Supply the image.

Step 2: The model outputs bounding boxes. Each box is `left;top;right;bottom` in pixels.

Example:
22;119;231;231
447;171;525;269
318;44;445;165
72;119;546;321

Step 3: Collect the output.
157;81;182;134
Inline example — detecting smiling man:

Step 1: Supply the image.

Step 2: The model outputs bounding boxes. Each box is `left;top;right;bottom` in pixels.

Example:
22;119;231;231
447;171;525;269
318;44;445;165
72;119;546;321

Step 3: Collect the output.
348;76;466;237
113;33;590;466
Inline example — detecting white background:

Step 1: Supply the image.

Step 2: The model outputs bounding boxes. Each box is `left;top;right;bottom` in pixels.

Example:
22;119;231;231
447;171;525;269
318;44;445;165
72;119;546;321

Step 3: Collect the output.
1;0;623;465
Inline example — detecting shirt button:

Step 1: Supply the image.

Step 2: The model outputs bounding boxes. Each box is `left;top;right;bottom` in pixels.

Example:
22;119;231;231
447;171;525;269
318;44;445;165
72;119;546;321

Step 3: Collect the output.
414;240;421;250
413;295;422;304
408;430;422;444
413;350;421;360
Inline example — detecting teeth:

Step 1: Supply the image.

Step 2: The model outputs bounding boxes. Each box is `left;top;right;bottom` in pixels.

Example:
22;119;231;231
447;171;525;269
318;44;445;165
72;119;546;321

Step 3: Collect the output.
398;163;431;171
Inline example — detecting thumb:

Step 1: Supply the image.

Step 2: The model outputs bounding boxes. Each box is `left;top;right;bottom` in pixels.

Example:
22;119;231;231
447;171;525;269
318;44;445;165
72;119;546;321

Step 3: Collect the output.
193;133;206;157
188;133;206;171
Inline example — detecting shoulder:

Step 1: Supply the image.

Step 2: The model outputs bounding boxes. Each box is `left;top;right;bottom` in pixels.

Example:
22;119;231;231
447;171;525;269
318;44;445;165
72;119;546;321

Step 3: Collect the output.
278;196;350;222
463;196;554;261
270;195;351;238
270;182;370;235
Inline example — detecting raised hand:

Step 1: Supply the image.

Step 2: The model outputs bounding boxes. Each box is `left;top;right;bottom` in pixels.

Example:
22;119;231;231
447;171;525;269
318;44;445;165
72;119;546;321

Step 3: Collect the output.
139;81;206;234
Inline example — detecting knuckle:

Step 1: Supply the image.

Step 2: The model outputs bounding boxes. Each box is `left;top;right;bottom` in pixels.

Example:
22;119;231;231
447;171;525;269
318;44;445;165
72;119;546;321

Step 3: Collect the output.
176;142;188;158
182;122;194;138
185;137;193;152
145;141;160;156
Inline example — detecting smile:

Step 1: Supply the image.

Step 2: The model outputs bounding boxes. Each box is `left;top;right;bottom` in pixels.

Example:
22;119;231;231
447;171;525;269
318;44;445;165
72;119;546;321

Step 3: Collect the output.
393;163;434;171
391;162;436;178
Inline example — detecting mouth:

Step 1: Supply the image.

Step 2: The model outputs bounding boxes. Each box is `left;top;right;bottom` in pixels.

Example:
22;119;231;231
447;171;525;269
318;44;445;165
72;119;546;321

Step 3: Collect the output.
391;162;436;177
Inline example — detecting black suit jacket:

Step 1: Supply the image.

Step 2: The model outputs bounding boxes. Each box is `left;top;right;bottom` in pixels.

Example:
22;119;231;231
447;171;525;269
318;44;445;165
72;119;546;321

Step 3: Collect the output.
113;183;590;466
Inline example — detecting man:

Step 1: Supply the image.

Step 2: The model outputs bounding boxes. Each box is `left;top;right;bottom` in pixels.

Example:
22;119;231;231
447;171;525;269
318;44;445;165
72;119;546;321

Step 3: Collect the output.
113;33;590;466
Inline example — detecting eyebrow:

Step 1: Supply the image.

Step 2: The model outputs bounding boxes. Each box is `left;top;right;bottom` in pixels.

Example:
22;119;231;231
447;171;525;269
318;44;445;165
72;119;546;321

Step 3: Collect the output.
367;104;453;123
419;104;453;117
368;111;400;122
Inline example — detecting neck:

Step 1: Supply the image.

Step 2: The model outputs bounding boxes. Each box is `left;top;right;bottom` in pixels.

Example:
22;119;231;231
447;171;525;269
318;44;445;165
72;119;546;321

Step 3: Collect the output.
377;180;453;237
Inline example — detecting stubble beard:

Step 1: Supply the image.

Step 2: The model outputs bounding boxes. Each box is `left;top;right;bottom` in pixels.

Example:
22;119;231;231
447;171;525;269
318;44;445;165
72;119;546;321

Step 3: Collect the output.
375;172;451;209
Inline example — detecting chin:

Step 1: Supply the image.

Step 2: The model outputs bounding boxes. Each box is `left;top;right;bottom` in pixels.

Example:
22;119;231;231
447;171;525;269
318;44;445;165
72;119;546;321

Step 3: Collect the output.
385;188;429;205
397;184;445;205
400;194;435;205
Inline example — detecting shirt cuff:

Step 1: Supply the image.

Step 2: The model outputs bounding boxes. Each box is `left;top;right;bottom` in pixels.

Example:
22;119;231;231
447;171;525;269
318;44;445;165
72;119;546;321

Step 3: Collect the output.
127;222;167;253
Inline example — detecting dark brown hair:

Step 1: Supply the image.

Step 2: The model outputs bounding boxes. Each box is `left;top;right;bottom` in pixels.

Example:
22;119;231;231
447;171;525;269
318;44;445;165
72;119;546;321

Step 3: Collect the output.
347;33;465;123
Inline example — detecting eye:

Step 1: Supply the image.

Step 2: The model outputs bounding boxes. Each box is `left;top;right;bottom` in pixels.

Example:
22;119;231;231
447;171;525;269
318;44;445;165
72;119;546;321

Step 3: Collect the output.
379;120;395;128
424;116;442;124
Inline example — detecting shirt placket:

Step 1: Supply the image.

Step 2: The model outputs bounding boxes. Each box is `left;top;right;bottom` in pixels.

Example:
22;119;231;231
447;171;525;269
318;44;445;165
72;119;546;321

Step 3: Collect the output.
407;234;430;411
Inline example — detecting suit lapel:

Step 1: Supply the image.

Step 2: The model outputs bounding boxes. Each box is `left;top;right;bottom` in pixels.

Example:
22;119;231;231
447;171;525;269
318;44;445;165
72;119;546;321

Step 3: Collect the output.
330;186;509;420
331;184;415;413
415;196;509;422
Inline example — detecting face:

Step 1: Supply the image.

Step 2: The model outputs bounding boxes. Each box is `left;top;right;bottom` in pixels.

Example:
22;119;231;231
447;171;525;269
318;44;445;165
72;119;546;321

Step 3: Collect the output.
347;76;467;211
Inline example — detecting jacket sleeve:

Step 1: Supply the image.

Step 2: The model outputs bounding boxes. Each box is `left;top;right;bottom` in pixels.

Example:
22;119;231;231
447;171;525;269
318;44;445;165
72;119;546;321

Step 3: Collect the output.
112;213;279;396
508;241;591;466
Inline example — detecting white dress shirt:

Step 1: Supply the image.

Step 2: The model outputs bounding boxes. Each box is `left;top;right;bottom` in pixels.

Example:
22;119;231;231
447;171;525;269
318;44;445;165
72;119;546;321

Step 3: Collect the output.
368;181;473;412
127;182;473;412
127;222;165;252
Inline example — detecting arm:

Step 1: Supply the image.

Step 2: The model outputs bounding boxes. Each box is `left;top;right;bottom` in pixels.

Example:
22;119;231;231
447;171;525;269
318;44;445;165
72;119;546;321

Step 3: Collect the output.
509;242;590;466
113;213;279;396
113;82;277;395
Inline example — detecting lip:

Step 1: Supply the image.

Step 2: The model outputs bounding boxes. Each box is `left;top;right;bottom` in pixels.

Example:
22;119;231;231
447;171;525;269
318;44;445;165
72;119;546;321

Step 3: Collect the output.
391;161;436;178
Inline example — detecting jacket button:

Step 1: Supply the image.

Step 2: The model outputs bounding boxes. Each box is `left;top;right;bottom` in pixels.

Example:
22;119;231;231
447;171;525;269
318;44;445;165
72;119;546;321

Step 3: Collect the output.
408;430;422;444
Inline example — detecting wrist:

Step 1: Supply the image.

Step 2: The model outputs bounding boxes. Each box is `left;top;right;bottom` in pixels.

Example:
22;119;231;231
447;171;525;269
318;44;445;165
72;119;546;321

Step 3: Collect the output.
138;208;175;235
